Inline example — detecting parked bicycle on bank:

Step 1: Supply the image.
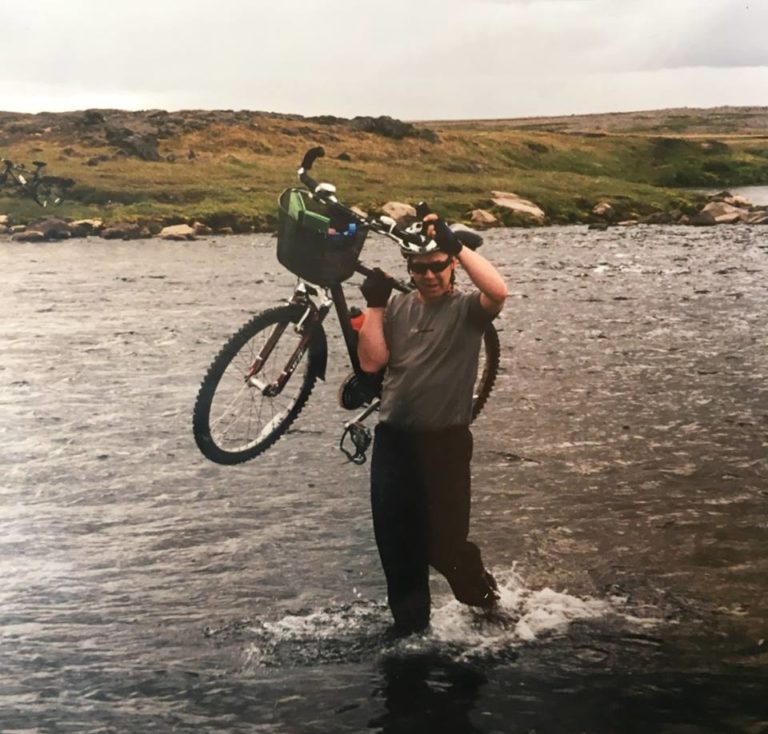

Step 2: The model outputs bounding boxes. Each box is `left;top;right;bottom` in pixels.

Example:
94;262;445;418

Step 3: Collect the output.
192;147;500;465
0;158;74;208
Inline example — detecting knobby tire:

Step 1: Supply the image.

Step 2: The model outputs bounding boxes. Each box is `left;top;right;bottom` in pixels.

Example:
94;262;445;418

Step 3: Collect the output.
472;324;500;421
193;305;323;465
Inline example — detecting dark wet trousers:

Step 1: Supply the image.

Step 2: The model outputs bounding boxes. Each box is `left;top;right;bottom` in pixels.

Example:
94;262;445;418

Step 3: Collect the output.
370;423;498;634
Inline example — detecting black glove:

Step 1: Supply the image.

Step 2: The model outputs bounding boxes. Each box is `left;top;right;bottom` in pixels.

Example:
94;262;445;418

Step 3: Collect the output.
430;217;462;256
417;201;463;256
360;268;393;308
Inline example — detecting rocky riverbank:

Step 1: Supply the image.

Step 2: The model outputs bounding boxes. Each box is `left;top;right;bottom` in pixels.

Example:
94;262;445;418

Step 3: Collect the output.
2;189;766;243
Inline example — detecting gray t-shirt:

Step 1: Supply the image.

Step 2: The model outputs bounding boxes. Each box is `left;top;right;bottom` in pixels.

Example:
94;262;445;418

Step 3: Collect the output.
379;289;491;430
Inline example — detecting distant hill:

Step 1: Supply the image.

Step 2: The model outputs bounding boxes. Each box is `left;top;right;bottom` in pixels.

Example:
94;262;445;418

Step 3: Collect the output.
423;106;768;136
1;106;767;229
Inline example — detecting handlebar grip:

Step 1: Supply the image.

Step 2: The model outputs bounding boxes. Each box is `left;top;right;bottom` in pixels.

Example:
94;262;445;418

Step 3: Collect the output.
300;171;320;192
355;264;410;294
452;227;484;251
300;147;325;172
415;201;431;219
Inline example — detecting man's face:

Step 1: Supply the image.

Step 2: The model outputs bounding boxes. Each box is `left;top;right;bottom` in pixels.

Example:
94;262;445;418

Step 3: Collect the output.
408;251;455;302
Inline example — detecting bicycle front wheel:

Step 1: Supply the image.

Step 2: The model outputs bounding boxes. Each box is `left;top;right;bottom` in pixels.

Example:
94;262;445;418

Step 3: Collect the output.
33;176;73;207
193;305;324;465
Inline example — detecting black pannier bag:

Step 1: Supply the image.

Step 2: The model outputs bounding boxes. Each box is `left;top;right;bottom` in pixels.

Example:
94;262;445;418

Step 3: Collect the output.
276;188;367;287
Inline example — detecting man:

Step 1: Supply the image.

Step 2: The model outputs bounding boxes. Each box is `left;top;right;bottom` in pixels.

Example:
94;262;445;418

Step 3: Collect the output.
357;214;508;634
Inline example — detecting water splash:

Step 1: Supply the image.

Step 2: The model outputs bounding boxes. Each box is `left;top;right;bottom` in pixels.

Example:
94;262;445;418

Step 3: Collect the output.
428;568;613;658
238;568;627;669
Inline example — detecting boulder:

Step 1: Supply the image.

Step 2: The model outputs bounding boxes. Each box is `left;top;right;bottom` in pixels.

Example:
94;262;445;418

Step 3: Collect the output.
723;195;752;208
27;218;71;240
381;201;416;228
588;222;610;231
105;125;160;161
491;191;545;222
689;211;717;226
469;209;498;228
350;116;438;142
592;201;615;220
708;190;752;208
0;214;10;226
743;209;768;224
11;230;46;242
700;201;746;224
101;222;148;240
81;109;105;126
86;154;110;166
617;220;639;227
160;223;197;241
69;219;104;237
192;221;212;236
640;211;675;225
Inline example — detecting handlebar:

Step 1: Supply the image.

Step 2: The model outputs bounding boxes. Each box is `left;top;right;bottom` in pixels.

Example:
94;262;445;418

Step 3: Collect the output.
354;263;410;294
298;146;325;191
295;147;481;252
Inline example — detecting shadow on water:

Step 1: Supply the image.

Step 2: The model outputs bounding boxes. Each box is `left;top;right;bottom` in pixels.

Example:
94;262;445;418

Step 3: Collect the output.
369;652;488;734
362;643;768;734
227;587;768;733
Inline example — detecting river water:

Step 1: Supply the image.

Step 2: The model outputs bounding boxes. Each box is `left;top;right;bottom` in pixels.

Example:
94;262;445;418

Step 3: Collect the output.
1;225;767;733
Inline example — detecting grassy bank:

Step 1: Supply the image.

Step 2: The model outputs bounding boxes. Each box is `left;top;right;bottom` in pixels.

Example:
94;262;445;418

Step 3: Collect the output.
1;107;767;229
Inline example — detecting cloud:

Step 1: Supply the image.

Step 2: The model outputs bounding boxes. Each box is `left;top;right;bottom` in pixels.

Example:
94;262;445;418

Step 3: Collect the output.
648;3;768;69
0;0;765;116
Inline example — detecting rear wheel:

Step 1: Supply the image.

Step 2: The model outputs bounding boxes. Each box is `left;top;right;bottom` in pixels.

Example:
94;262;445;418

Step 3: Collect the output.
472;323;500;420
193;305;324;465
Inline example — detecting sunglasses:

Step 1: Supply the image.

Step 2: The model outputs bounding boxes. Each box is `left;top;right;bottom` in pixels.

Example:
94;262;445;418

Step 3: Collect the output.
408;258;452;275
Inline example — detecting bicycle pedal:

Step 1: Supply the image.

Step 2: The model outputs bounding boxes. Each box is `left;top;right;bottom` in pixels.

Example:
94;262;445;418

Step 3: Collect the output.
339;421;372;464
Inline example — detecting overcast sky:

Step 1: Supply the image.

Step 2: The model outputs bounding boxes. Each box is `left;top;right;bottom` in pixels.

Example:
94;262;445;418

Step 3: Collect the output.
1;0;766;119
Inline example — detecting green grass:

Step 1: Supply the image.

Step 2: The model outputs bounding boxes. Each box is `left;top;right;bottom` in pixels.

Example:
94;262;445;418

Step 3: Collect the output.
1;113;767;229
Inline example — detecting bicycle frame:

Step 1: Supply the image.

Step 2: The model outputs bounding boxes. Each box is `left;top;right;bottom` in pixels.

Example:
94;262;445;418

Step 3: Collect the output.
1;159;73;208
255;145;471;462
192;144;498;467
1;159;43;187
255;270;401;382
240;259;410;463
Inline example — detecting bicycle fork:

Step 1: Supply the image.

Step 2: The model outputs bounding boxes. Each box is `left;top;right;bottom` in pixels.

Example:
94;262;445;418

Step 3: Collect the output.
242;282;378;465
245;284;329;396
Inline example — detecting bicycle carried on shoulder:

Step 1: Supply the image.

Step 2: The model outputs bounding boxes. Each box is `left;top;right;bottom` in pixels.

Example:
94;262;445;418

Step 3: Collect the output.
0;158;74;208
192;147;500;465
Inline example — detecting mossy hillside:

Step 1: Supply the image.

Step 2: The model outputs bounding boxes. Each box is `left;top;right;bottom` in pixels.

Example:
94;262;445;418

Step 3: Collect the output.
1;109;767;228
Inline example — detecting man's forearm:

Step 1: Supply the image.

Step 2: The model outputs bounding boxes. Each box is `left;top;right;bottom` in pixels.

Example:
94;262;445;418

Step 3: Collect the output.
457;246;508;308
357;307;389;373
